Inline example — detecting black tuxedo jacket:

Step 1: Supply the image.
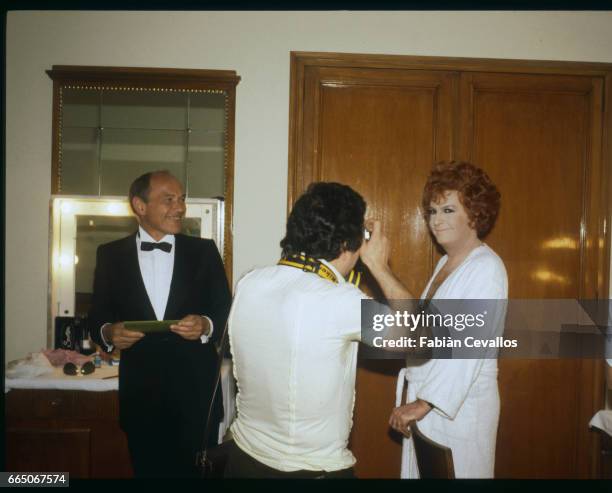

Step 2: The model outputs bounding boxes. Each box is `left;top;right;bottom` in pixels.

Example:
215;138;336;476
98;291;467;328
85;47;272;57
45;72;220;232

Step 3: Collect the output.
88;232;232;433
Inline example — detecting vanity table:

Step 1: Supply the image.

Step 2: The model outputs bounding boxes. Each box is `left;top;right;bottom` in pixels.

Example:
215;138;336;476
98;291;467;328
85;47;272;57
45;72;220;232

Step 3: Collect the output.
5;360;235;478
4;65;240;479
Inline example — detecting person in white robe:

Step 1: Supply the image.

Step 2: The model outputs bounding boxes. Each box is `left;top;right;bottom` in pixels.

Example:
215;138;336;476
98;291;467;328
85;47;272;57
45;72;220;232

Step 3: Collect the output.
361;160;507;478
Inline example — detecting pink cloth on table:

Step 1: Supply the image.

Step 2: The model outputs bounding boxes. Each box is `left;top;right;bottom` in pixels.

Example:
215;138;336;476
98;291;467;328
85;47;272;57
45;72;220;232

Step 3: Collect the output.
42;349;93;367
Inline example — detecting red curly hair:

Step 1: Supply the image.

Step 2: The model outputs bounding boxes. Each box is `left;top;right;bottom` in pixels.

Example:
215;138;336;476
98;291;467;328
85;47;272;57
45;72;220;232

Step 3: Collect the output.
422;161;501;239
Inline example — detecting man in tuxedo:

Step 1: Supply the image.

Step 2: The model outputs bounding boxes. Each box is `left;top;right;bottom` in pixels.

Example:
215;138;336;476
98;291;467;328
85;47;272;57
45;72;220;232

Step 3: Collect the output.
89;170;231;478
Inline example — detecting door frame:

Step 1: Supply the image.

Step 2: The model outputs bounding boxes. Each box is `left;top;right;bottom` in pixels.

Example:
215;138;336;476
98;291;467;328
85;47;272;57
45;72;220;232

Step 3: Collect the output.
288;51;612;478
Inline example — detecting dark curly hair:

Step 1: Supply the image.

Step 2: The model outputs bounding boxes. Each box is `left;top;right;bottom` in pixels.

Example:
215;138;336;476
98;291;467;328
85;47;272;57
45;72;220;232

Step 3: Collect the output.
280;182;366;260
422;161;501;238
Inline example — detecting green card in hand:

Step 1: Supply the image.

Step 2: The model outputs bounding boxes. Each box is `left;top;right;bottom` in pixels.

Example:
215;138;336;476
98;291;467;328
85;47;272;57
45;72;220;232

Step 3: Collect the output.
124;320;180;333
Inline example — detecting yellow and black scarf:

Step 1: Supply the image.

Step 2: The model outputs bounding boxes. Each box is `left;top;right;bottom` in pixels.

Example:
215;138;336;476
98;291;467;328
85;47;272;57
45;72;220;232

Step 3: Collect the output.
278;253;361;287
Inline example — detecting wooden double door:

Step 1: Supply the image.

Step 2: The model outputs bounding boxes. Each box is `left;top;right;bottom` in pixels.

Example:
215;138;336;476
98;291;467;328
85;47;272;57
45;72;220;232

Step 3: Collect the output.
289;52;612;478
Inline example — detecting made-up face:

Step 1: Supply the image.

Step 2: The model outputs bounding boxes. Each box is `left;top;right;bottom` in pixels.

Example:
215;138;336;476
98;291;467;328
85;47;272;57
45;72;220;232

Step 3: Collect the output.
427;190;477;250
133;174;186;241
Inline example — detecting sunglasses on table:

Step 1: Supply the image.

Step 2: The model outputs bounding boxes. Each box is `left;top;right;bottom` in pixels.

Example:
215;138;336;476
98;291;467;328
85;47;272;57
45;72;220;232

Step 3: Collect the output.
63;361;95;376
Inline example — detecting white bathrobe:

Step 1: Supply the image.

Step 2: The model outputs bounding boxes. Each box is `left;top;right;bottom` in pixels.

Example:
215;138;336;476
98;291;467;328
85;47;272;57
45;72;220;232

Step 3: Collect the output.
397;244;508;478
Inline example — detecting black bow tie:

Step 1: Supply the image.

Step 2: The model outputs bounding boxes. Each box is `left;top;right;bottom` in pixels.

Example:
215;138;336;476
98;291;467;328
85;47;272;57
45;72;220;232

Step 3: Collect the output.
140;241;172;253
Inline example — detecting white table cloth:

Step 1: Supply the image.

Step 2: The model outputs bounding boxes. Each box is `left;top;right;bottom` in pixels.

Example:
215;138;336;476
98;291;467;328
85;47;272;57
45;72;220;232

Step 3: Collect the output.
6;359;236;443
590;410;612;437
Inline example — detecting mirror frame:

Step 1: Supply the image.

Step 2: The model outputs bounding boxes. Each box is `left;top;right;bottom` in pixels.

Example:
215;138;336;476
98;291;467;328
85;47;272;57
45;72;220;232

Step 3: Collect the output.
46;65;240;284
49;196;223;337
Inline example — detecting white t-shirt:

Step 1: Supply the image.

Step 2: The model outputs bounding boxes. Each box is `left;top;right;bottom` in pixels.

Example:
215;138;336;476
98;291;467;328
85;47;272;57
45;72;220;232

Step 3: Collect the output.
229;260;367;472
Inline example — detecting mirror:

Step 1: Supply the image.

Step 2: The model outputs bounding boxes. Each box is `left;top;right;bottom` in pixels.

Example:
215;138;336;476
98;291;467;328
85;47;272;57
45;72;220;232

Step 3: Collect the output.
47;65;240;286
60;89;227;198
50;196;222;336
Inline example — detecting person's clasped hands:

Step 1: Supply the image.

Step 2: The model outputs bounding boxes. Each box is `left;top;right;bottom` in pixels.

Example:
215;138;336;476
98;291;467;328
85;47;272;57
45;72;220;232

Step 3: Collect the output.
170;314;211;341
104;315;210;350
103;322;144;350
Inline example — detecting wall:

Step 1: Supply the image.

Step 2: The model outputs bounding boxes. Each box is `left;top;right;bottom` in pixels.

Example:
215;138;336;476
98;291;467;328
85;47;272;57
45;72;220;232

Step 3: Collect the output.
5;10;612;361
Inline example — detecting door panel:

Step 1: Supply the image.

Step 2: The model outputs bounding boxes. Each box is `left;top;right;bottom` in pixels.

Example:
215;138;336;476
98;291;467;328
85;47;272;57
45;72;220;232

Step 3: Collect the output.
459;73;599;299
289;53;609;479
459;72;605;478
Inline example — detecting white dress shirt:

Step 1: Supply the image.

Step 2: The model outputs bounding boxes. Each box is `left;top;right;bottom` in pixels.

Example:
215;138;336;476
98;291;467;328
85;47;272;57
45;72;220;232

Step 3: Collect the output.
137;227;175;321
229;259;368;472
99;226;213;349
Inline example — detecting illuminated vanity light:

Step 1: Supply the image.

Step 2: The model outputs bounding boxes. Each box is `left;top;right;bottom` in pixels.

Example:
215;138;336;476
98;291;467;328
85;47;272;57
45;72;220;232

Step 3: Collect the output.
59;254;74;268
74;255;79;265
106;202;128;215
60;201;74;213
89;220;95;227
